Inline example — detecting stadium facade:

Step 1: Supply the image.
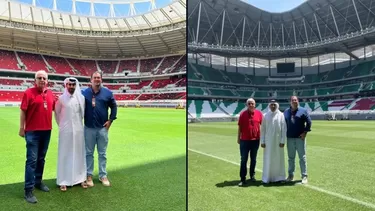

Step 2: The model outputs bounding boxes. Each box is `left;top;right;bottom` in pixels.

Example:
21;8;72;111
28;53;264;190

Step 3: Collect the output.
187;0;375;121
0;0;186;109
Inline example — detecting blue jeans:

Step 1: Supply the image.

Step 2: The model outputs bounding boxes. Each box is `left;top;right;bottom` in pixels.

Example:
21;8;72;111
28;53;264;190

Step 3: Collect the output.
287;138;307;178
239;140;260;181
84;127;109;179
24;130;51;191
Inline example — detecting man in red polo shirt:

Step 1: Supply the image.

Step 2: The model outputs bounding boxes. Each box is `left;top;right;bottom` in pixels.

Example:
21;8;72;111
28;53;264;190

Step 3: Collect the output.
19;70;55;204
237;98;263;186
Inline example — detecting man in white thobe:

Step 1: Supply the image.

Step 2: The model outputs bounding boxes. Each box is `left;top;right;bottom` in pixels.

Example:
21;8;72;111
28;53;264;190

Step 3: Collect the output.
260;100;287;184
54;77;87;191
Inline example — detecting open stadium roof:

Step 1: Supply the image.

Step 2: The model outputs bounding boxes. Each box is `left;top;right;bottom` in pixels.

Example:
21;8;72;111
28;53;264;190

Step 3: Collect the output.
188;0;375;59
0;0;186;59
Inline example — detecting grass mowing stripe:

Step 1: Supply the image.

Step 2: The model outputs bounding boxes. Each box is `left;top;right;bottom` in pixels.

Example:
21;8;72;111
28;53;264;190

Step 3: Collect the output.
188;148;375;210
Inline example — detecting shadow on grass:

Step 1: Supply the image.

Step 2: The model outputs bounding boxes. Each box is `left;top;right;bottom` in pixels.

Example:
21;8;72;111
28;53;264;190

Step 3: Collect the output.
215;180;301;188
0;156;186;211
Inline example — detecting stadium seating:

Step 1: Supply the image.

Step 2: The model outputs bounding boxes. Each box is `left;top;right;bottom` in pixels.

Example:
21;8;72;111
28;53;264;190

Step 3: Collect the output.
189;60;375;86
0;49;185;76
0;75;186;101
0;50;19;70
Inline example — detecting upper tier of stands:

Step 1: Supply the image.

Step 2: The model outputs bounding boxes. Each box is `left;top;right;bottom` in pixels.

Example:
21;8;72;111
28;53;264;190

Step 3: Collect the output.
188;59;375;98
188;60;375;85
0;50;186;76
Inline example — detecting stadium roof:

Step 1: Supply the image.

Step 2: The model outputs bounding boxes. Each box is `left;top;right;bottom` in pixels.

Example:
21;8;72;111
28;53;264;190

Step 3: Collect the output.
188;0;375;59
0;0;186;59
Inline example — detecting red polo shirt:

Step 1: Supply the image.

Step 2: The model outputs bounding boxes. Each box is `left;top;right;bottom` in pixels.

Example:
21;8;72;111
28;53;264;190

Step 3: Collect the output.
238;109;263;141
20;86;55;132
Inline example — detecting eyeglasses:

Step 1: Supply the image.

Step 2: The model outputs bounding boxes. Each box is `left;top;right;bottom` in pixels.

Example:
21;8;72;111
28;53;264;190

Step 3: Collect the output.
37;77;47;80
67;83;76;87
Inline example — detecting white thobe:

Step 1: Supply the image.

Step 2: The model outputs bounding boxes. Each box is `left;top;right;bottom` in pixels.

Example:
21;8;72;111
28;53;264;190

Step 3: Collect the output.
260;110;287;183
55;94;86;186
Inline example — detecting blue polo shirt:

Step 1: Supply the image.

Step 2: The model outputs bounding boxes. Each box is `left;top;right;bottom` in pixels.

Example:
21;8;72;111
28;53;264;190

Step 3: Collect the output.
82;87;117;129
284;106;312;138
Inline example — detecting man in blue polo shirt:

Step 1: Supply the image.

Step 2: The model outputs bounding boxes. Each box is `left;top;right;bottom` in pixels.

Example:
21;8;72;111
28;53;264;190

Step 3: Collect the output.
82;71;117;187
284;96;311;184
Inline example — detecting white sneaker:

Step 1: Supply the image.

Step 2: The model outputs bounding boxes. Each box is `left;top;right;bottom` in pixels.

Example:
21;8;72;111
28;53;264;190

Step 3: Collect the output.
286;175;294;182
99;177;111;187
301;177;308;184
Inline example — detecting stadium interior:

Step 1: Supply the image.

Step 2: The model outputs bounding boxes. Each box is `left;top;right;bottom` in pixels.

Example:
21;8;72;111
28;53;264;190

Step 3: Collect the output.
0;0;186;108
187;0;375;120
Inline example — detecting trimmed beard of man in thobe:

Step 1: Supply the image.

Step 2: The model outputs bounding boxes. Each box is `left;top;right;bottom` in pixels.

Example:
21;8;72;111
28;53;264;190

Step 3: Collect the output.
54;77;87;191
260;101;287;184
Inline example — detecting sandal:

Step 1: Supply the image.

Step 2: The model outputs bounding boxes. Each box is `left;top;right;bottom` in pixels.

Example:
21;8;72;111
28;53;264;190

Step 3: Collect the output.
60;185;67;192
81;182;88;189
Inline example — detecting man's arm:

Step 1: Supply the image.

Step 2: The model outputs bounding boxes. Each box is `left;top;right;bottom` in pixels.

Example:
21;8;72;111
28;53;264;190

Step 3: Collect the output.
54;98;62;125
260;115;266;148
280;114;287;145
19;92;28;137
237;126;241;144
108;92;117;122
304;110;312;132
19;110;26;137
237;113;242;144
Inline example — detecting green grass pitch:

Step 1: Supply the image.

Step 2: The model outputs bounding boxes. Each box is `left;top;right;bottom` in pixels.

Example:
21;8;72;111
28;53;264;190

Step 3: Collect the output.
0;107;186;210
188;121;375;211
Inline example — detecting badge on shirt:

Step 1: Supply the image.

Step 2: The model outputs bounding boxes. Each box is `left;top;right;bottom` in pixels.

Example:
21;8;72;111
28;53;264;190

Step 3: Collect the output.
44;101;47;109
92;97;96;107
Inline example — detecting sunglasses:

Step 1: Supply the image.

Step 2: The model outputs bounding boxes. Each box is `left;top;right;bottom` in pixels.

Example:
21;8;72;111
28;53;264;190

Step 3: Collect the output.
67;83;76;86
37;77;47;80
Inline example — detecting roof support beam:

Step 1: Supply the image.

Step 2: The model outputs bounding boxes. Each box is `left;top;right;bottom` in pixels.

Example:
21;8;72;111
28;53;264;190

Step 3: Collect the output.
258;21;260;47
135;36;148;55
270;23;272;47
313;14;322;41
220;9;225;46
72;0;76;14
157;34;171;51
297;7;320;42
330;6;340;36
115;38;124;56
160;8;173;24
303;18;309;43
336;43;360;60
282;23;285;47
307;2;338;37
356;0;375;22
328;1;359;31
293;21;297;45
195;2;202;43
352;0;363;30
241;17;245;47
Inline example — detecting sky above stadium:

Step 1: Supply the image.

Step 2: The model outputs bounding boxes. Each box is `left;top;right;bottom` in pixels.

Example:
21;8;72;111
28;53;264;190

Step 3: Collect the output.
15;0;308;17
15;0;173;17
247;0;307;13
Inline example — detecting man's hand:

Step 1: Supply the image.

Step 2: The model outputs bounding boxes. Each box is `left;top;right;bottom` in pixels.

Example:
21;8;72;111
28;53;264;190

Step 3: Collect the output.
279;143;285;148
103;121;112;131
19;128;25;137
237;139;240;144
261;144;266;148
299;132;307;140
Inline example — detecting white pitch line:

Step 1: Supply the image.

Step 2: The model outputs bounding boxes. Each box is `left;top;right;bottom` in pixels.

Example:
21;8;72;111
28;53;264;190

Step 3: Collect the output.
188;148;375;210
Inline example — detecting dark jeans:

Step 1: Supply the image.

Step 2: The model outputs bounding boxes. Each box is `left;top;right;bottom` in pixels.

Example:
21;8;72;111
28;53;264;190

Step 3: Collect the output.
239;140;260;181
24;130;51;191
